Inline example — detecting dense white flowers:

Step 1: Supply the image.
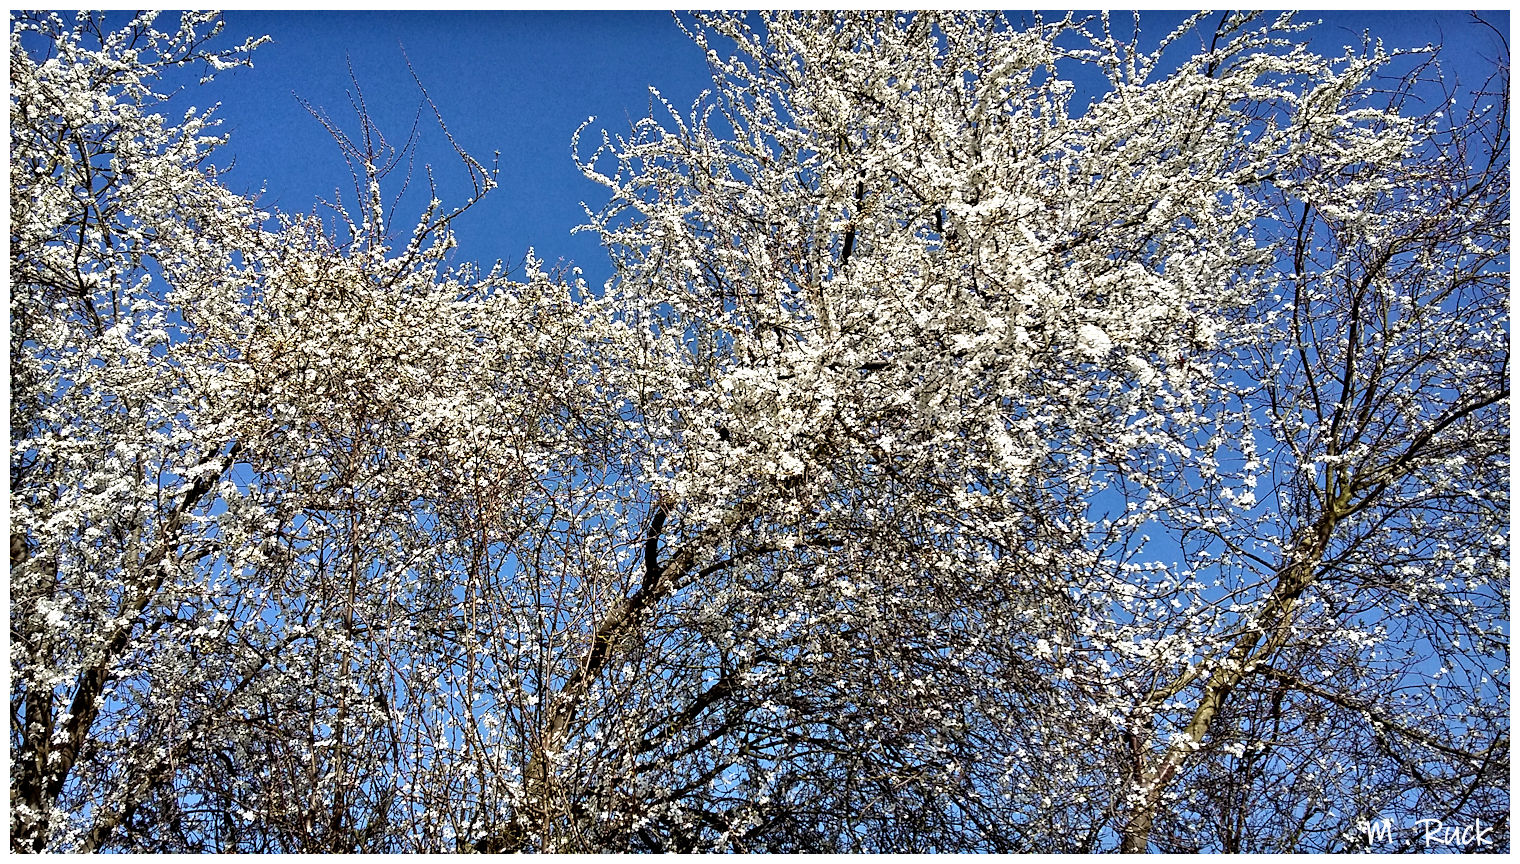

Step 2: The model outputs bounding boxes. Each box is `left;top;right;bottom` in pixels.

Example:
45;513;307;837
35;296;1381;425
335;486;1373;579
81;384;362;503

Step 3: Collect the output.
1075;324;1113;359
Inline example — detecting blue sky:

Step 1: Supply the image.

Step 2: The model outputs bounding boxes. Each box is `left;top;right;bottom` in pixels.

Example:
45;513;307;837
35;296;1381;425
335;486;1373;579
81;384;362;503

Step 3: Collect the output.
182;10;1507;289
204;11;716;284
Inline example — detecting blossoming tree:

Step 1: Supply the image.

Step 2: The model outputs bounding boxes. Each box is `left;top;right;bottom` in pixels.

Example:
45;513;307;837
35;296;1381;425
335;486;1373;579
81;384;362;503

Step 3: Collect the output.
10;10;1507;852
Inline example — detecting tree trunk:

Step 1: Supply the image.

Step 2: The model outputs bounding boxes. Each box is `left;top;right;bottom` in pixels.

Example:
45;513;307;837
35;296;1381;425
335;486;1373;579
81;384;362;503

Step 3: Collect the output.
1120;523;1333;852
